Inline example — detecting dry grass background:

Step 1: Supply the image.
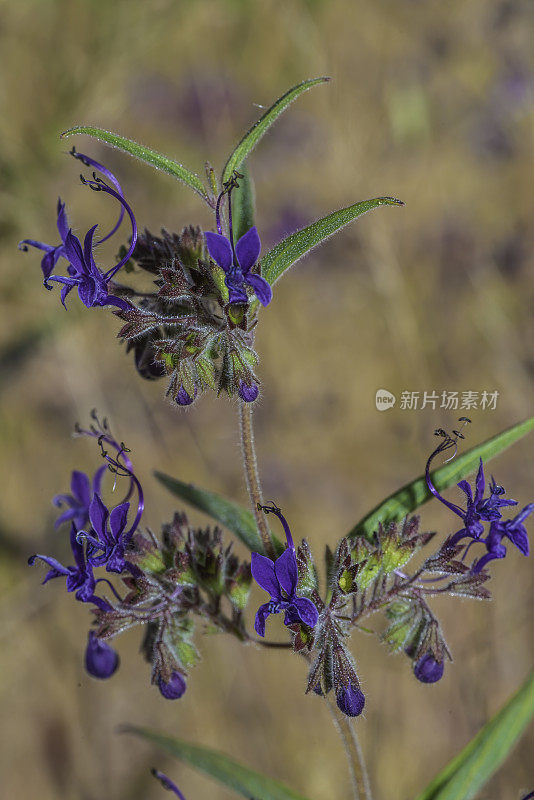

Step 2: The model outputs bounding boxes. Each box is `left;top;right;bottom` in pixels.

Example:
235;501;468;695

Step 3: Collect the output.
1;0;534;798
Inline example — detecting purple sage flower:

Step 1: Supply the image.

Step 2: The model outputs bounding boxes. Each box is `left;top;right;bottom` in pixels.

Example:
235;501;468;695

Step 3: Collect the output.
158;671;187;700
336;683;366;717
472;504;534;573
79;494;140;574
426;427;533;572
19;153;137;310
28;523;109;610
152;769;187;799
53;465;107;531
426;455;516;545
414;653;444;683
205;225;272;307
85;630;119;679
251;504;318;637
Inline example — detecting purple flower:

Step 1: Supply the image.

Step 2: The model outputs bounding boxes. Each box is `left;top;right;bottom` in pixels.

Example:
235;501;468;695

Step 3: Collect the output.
426;456;516;545
414;653;444;683
336;683;365;717
251;504;318;637
472;504;534;573
205;226;272;307
28;523;109;610
158;671;187;700
53;465;107;531
79;494;139;574
19;152;137;310
238;380;259;403
152;769;187;799
85;631;119;679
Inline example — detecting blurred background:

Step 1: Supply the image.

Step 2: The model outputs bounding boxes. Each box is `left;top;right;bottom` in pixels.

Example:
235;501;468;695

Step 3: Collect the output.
1;0;534;798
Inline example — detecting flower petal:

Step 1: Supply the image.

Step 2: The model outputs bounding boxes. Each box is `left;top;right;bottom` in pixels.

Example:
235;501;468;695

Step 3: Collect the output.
109;502;130;540
63;230;85;273
250;552;279;597
457;480;473;504
83;225;100;276
254;602;272;637
71;470;91;507
89;494;110;541
205;231;233;272
274;547;298;596
474;459;485;504
235;226;261;273
246;273;272;306
56;199;69;241
28;553;70;579
78;277;99;308
290;596;319;628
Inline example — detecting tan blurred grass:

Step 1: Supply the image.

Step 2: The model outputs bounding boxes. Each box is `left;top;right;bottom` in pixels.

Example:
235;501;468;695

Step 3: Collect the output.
1;0;534;798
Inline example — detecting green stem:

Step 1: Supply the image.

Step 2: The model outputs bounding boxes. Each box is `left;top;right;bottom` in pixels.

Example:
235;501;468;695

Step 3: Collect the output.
238;399;275;558
325;695;373;800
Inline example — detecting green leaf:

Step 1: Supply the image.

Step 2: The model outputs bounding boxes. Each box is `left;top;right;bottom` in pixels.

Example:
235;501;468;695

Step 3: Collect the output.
154;471;282;555
262;197;404;286
350;416;534;540
222;77;330;184
126;727;312;800
415;670;534;800
232;163;255;242
60;126;208;201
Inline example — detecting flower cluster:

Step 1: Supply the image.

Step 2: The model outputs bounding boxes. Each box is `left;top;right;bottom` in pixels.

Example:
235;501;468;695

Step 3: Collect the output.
20;152;271;406
426;420;533;573
30;413;255;698
28;413;144;679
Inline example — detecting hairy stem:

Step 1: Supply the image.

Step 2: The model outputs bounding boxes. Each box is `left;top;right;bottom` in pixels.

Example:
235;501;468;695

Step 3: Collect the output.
325;696;373;800
238;400;275;558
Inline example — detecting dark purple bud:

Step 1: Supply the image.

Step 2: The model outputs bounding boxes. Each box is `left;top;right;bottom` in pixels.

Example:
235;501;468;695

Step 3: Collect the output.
84;631;119;679
158;671;187;700
313;683;323;696
176;386;195;406
238;380;258;403
414;652;444;683
336;683;365;717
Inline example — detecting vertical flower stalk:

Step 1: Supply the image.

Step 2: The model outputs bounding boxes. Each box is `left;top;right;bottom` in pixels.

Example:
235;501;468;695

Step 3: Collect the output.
238;400;275;559
326;695;372;800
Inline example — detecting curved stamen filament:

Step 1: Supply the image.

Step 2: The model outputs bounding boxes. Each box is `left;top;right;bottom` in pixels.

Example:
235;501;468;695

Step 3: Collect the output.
79;173;138;281
70;147;125;244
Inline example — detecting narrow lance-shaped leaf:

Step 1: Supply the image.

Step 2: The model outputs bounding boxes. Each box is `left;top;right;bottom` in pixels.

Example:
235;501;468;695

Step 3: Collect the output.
232;163;255;242
350;415;534;540
262;197;404;287
222;77;330;184
155;471;283;556
125;727;312;800
415;670;534;800
61;126;208;201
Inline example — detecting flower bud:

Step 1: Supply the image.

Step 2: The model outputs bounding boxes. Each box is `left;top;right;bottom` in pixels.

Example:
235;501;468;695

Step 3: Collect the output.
176;386;196;406
85;631;119;679
158;670;187;699
336;683;365;717
413;652;444;683
238;380;258;403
